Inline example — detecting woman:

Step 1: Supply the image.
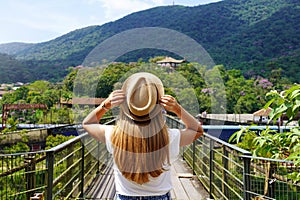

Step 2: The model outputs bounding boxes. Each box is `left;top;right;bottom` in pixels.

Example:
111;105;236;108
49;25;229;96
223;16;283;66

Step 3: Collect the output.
82;72;203;200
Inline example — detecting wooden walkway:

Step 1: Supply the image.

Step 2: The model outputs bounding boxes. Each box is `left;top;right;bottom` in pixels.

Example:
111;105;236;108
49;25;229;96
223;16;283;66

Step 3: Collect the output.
171;158;209;200
85;159;210;200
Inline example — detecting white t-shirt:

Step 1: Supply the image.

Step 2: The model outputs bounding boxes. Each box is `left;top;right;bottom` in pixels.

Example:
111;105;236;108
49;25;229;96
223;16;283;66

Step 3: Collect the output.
105;126;180;196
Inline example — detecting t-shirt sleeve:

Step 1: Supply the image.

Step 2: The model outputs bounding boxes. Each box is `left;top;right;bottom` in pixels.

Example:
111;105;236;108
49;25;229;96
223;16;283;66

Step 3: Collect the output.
168;128;181;163
105;126;114;154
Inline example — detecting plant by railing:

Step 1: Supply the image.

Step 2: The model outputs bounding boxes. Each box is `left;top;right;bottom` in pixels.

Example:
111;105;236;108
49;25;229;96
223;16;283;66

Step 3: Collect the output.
265;84;300;166
166;116;300;200
0;151;47;200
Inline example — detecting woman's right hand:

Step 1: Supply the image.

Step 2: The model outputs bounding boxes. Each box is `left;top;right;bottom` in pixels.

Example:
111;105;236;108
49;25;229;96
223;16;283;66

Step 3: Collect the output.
104;90;126;109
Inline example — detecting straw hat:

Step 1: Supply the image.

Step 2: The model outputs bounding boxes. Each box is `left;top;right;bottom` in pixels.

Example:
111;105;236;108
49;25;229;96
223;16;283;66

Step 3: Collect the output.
120;72;164;123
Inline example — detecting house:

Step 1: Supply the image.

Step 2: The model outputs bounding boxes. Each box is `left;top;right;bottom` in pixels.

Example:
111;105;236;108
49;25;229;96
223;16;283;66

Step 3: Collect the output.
60;97;105;108
156;56;186;68
0;90;11;99
253;107;272;124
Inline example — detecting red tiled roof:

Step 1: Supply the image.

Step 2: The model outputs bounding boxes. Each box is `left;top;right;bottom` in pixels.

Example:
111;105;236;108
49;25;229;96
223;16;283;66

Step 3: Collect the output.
60;97;105;105
253;107;272;116
0;91;12;96
156;57;186;64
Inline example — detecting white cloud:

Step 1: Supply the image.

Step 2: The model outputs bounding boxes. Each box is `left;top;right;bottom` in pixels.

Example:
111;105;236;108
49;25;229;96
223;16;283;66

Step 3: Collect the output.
3;1;68;32
97;0;164;21
151;0;165;4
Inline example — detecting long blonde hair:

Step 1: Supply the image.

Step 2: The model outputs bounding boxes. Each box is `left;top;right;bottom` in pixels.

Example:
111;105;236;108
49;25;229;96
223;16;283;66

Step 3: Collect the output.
111;111;170;184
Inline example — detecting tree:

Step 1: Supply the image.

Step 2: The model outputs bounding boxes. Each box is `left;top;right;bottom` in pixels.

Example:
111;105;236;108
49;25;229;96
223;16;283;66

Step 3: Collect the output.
45;135;75;149
230;84;300;169
63;68;78;92
28;80;51;94
265;84;300;125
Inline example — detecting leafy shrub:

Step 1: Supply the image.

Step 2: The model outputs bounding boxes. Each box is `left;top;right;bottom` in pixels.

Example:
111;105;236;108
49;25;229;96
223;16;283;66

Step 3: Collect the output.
230;84;300;173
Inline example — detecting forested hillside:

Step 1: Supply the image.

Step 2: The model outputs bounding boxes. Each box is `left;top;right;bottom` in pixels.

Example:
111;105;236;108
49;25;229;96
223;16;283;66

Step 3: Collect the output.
0;0;299;83
0;43;34;55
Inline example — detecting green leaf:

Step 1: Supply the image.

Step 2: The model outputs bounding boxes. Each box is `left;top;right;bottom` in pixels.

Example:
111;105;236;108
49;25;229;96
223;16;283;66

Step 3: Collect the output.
290;136;299;145
290;91;300;100
286;107;294;121
285;85;300;97
266;90;278;97
273;104;288;115
264;99;275;109
229;126;247;143
292;102;300;112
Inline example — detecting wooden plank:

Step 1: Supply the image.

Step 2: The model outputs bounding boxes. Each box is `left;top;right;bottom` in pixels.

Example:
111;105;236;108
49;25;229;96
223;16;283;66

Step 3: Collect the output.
86;158;210;199
172;159;210;200
95;167;115;198
177;173;193;178
180;177;205;200
171;164;190;200
100;174;115;199
173;159;191;173
85;161;116;199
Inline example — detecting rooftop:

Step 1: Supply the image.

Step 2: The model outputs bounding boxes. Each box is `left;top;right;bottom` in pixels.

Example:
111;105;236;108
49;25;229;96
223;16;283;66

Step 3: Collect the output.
156;56;186;64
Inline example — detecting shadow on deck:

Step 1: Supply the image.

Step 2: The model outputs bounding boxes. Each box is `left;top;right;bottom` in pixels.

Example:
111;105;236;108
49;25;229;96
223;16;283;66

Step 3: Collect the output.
85;159;210;200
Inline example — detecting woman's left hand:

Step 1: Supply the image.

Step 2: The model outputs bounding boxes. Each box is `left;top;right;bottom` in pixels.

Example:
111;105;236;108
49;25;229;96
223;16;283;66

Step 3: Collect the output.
160;95;181;116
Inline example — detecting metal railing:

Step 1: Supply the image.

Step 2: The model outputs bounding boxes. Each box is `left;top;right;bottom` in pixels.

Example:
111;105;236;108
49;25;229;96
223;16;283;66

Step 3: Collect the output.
167;116;300;200
1;116;299;199
0;118;115;200
0;150;47;200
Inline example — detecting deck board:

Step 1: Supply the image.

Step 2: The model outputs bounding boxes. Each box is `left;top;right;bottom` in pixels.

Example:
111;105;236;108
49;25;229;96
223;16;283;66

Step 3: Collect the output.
171;159;210;200
86;158;209;199
171;165;190;199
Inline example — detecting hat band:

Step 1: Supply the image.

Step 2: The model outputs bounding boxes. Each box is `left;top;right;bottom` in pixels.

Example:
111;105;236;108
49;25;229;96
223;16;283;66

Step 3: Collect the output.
123;103;162;122
129;110;150;121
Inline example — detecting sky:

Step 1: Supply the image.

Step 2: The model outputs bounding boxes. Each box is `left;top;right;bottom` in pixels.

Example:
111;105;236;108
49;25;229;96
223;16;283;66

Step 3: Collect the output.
0;0;222;44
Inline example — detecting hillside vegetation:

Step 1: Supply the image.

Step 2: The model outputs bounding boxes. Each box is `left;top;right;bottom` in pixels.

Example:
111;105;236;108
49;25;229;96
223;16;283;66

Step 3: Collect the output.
1;61;290;117
0;0;299;83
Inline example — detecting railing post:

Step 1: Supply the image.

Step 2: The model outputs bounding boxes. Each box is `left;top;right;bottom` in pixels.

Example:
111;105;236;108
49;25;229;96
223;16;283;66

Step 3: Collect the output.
97;141;101;174
209;139;214;199
222;146;229;198
46;151;54;200
201;137;209;182
243;153;251;200
267;163;275;198
79;141;85;199
66;144;74;196
25;154;36;199
192;140;196;175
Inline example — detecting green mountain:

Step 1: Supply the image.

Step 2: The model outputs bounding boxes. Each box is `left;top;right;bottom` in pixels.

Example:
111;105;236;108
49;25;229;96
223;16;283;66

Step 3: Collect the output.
0;0;299;83
0;42;34;55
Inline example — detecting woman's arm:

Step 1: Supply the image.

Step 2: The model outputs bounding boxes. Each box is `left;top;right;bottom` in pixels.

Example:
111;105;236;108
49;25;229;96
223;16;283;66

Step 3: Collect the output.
160;95;203;146
82;90;125;143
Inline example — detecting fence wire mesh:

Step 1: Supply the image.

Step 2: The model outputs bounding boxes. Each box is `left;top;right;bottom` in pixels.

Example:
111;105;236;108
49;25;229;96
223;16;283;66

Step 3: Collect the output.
183;134;300;200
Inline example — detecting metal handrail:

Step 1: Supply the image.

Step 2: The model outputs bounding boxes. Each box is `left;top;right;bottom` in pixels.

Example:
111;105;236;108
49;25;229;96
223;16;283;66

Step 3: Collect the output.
165;117;300;200
0;118;116;200
1;116;299;199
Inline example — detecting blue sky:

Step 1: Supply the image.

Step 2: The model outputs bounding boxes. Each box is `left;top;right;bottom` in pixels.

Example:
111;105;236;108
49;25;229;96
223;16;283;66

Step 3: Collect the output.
0;0;222;44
